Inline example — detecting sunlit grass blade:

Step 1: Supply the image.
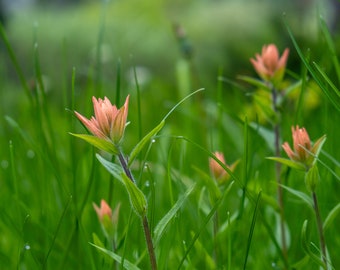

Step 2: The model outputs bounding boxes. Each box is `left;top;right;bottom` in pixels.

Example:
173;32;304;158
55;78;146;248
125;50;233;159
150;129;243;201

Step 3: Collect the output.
154;184;196;246
243;191;261;270
90;243;141;270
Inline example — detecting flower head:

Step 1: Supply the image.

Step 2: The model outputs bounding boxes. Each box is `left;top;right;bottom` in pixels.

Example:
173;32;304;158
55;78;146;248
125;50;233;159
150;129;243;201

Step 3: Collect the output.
282;126;326;170
209;152;238;185
93;199;121;239
93;199;113;223
75;95;129;144
250;44;289;84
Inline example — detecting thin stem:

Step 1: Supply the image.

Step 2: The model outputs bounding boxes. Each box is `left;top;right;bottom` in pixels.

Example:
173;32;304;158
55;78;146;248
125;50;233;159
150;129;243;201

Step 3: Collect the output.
142;216;158;270
272;87;288;263
117;149;157;269
312;192;327;269
118;150;135;183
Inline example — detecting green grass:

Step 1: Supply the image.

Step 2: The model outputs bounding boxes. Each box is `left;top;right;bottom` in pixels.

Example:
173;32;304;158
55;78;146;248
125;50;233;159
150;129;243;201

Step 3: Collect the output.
1;1;339;269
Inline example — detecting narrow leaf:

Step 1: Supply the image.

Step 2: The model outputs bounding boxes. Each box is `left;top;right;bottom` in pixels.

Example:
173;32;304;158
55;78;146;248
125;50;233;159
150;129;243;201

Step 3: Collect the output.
121;173;147;217
243;191;261;270
128;120;165;167
96;154;124;184
237;75;271;91
323;202;340;232
90;243;140;270
70;133;119;155
267;157;306;171
154;184;196;245
279;184;313;211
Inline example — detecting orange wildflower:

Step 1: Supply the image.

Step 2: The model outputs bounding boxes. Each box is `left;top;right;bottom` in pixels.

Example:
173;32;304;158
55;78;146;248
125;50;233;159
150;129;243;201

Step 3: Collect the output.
250;44;289;83
75;95;129;144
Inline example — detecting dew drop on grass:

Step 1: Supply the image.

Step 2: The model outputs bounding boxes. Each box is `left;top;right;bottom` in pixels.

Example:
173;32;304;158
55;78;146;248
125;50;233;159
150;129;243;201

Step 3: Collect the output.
24;243;31;250
26;150;35;159
151;139;156;143
1;160;9;169
145;181;150;187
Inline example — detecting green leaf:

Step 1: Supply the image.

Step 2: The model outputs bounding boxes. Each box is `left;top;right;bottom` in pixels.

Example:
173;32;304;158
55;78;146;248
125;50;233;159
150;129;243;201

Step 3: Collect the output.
267;157;306;171
301;220;326;268
237;75;271;91
128;120;165;167
154;184;196;246
70;133;119;155
121;173;147;218
96;154;124;184
304;164;320;192
323;202;340;232
90;243;141;270
279;184;313;211
243;191;261;269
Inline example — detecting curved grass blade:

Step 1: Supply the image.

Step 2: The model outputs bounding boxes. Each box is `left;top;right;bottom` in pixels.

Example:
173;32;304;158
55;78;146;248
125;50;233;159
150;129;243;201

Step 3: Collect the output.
90;243;140;270
154;184;196;246
177;181;234;269
279;184;314;211
323;202;340;232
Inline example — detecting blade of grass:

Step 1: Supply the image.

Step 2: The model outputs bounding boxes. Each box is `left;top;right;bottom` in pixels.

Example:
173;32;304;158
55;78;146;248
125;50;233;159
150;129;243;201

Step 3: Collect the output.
154;184;196;246
285;20;340;111
319;16;340;85
177;181;234;269
243;191;261;270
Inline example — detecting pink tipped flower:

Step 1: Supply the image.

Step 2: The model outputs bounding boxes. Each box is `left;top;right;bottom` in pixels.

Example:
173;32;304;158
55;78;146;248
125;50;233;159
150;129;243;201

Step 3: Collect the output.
209;152;238;185
250;44;289;83
93;199;113;222
282;126;326;169
75;95;129;144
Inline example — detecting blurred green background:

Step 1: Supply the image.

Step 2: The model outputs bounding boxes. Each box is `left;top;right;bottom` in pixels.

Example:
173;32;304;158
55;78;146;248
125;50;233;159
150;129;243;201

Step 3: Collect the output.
1;0;340;269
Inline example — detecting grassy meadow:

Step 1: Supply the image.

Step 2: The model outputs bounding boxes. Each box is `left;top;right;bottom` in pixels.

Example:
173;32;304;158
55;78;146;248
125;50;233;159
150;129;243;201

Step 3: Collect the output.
0;0;339;269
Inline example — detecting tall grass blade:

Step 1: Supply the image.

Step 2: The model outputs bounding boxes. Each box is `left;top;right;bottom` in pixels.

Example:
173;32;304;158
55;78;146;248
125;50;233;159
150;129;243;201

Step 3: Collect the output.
154;184;196;245
243;191;261;270
285;21;340;111
177;181;234;269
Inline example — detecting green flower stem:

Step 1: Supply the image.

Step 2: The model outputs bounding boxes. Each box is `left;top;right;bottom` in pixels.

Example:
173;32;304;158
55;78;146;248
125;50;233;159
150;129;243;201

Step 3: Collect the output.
272;87;288;262
312;191;327;269
117;148;157;270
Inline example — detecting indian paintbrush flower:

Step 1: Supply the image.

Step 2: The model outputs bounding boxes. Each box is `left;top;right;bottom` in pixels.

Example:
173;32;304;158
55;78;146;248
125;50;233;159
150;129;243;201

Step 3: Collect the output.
75;95;129;145
93;199;120;239
209;151;238;185
250;44;289;85
282;125;326;171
